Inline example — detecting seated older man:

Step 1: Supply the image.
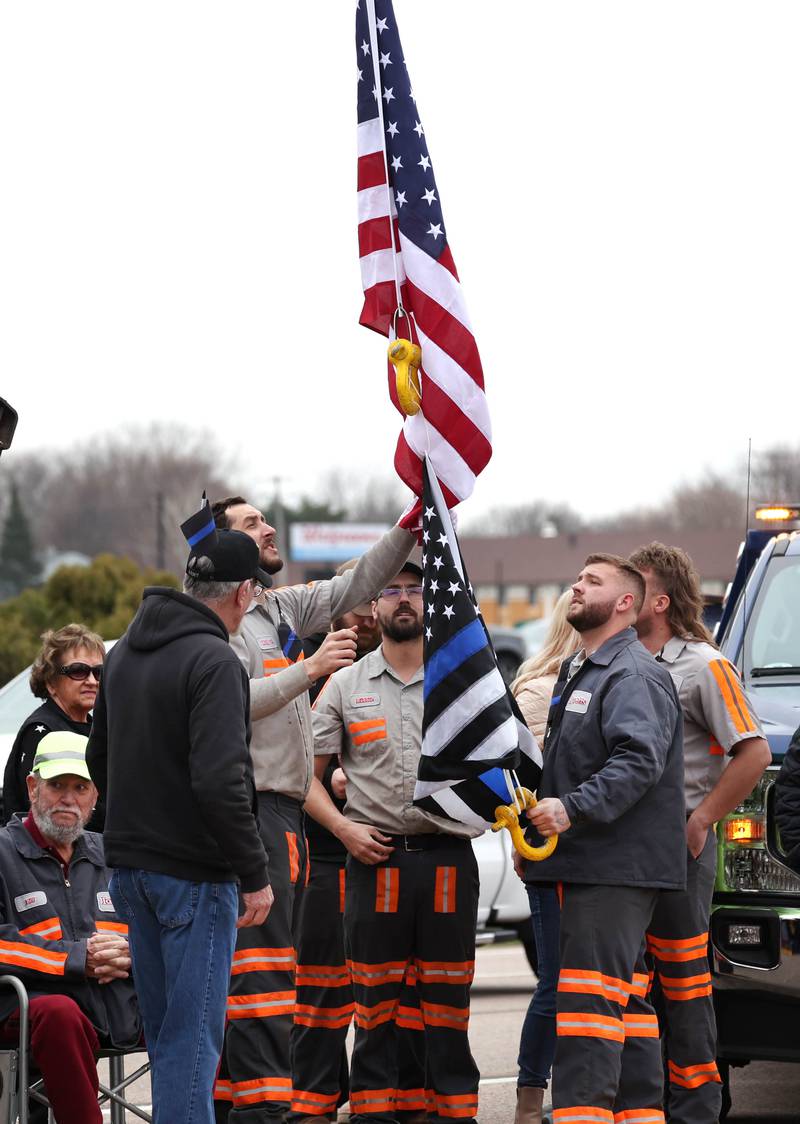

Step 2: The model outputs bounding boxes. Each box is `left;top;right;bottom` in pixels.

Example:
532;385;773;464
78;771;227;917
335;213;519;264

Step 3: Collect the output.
0;730;140;1124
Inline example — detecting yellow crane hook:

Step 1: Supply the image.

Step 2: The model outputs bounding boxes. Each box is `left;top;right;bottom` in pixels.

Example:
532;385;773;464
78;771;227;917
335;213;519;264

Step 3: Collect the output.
389;338;422;417
492;788;558;861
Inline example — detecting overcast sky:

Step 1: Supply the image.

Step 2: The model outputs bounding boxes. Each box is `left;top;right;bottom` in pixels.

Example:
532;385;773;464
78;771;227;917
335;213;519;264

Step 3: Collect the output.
2;2;798;523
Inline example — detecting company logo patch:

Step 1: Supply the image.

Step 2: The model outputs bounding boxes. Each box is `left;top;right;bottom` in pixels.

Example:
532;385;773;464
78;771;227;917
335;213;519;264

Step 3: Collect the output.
97;891;114;913
565;690;592;714
350;693;381;708
258;637;278;651
15;890;46;912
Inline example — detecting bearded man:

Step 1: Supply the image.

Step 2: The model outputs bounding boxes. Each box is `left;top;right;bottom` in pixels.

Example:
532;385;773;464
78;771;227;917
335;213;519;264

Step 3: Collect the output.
310;562;482;1124
0;731;139;1124
525;554;686;1124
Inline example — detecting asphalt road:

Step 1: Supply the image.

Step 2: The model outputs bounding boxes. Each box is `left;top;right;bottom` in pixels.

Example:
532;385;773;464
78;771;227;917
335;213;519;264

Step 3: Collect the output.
471;942;800;1123
103;940;800;1122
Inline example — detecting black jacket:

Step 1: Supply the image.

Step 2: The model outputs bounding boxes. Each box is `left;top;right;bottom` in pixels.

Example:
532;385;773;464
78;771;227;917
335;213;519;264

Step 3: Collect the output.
775;723;800;872
0;818;140;1044
529;627;686;890
87;587;268;892
3;698;94;826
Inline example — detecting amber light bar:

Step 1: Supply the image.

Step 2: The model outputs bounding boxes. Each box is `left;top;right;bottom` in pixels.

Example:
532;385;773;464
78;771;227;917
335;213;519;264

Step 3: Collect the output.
724;817;765;844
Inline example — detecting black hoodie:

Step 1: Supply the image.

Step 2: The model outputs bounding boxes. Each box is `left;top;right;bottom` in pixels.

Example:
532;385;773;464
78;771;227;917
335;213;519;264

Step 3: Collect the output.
87;587;268;892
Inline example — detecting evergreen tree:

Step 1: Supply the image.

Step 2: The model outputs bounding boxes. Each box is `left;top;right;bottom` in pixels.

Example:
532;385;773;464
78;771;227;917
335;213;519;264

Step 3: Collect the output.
0;480;39;599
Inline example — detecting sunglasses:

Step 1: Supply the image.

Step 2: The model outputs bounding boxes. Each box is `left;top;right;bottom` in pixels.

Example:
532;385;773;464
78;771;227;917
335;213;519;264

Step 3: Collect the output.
59;662;103;683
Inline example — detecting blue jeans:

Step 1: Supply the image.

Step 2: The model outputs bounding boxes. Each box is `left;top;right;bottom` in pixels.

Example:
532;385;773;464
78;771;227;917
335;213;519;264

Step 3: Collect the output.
517;884;560;1089
110;869;238;1124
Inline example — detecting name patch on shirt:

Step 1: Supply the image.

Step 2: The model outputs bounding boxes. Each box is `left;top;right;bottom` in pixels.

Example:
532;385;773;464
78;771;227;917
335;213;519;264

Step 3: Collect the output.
565;690;592;714
350;693;381;708
97;891;114;913
15;890;46;912
258;637;278;651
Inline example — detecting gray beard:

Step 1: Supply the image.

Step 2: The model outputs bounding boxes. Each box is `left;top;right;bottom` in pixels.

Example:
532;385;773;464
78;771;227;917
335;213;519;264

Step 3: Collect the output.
31;806;85;846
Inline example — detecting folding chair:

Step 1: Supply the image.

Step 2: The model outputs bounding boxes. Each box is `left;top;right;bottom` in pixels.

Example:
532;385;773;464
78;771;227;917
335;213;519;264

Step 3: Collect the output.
0;975;152;1123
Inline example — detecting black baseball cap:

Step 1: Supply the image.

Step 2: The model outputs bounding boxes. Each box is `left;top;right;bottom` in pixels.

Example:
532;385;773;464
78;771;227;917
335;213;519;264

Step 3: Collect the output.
187;529;272;587
398;560;423;580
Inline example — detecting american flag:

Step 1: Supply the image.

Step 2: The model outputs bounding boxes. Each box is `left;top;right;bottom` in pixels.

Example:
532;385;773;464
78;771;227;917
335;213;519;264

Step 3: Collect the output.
356;0;492;518
413;457;543;831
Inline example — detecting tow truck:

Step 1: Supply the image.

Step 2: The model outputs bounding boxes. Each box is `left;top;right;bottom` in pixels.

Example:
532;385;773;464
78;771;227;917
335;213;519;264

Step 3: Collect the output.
709;507;800;1117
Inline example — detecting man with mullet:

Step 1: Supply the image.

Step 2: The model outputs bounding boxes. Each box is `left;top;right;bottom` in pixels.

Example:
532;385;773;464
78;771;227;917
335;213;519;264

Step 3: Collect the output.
630;542;770;1124
525;554;686;1124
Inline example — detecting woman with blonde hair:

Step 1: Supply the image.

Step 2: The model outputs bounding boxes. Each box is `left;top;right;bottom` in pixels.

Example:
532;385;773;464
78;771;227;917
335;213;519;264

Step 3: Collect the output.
512;591;579;1124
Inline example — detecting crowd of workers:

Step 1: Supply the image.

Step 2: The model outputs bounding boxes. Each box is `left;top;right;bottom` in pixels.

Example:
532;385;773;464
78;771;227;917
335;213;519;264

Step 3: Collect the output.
2;493;799;1124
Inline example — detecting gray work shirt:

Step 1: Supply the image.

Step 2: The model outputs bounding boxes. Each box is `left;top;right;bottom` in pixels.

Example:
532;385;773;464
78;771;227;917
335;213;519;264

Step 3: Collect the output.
657;636;765;813
312;646;479;839
231;526;415;801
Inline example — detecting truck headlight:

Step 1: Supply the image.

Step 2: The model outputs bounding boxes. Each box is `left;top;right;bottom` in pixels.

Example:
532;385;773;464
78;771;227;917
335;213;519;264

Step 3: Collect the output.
718;769;800;894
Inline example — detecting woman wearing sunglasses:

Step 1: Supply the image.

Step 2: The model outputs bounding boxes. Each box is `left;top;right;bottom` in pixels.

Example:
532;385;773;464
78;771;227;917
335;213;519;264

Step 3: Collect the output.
2;623;105;825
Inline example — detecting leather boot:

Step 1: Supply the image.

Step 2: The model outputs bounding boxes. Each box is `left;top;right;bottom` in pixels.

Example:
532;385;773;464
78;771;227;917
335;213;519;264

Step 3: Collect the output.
514;1085;545;1124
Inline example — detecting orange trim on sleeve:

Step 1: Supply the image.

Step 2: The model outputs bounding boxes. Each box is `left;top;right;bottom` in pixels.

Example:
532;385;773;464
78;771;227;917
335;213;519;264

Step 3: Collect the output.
709;659;756;735
19;917;63;939
0;940;68;976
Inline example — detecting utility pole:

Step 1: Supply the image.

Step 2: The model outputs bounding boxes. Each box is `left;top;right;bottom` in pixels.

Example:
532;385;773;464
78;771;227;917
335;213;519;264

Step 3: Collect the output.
271;475;288;564
156;491;166;570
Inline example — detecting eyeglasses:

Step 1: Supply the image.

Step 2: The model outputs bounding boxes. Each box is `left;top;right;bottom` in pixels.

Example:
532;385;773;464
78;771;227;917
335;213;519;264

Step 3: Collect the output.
252;580;266;597
379;585;424;601
59;663;103;682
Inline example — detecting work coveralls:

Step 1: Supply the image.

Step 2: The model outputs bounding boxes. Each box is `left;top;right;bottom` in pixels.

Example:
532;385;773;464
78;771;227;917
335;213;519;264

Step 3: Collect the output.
530;627;686;1124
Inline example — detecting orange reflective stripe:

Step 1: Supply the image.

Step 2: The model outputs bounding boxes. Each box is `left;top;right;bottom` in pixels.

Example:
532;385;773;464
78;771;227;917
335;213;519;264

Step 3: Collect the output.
557;968;632;1006
622;1012;660;1038
231;1076;293;1105
646;932;708;962
350;1088;397;1113
354;998;396;1029
375;867;399;913
231;947;295;975
295;962;350;987
434;866;457;913
353;729;387;745
287;832;300;883
348;719;387;733
668;1059;721;1088
291;1088;339;1114
226;990;296;1019
19;917;62;939
214;1080;234;1102
613;1111;665;1123
263;657;291;676
291;1089;339;1114
339;867;346;913
553;1110;614;1124
95;921;128;935
629;972;650;998
0;940;67;976
414;958;474;985
421;1000;470;1031
433;1091;479;1119
658;970;712;1001
348;958;408;987
709;659;754;735
293;1001;354;1029
556;1011;625;1042
395;1088;431;1112
396;1004;425;1031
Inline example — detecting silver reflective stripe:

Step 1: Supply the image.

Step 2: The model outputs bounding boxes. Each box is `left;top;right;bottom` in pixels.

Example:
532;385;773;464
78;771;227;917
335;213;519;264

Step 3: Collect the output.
382;873;392;912
231;998;292;1012
441;867;451;912
558;1018;623;1033
558;974;629;1000
34;749;86;763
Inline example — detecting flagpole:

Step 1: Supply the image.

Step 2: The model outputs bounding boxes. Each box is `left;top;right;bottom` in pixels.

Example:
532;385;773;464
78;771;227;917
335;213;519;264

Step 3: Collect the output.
364;0;403;320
